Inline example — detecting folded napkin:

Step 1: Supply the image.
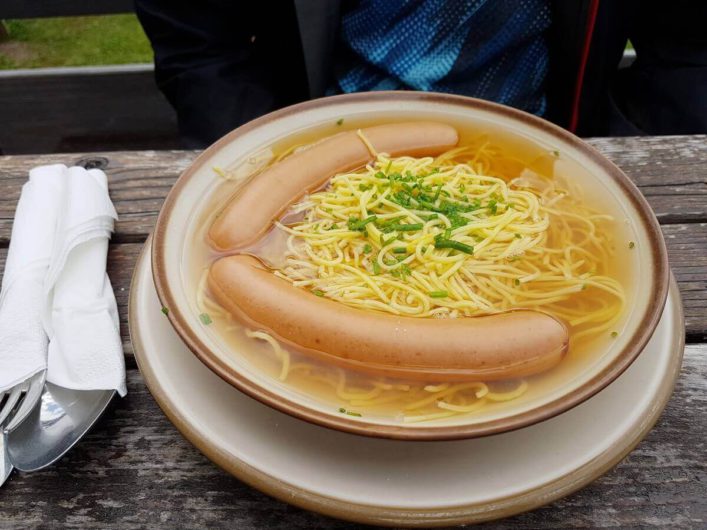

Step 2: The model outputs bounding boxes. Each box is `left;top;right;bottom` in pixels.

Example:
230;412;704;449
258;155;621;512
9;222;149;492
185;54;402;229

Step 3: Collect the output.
0;165;65;393
0;165;126;396
44;167;126;396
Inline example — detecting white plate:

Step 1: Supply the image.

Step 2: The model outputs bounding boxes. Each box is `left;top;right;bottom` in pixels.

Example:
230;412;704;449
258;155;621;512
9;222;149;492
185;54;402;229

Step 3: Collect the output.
130;239;684;527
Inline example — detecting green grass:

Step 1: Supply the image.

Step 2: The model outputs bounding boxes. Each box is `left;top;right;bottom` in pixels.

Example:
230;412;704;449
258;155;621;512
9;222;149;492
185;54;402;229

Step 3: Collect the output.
0;15;152;69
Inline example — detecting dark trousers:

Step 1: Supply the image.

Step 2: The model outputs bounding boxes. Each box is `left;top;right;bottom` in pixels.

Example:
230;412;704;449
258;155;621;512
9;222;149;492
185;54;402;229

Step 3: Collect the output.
134;0;309;148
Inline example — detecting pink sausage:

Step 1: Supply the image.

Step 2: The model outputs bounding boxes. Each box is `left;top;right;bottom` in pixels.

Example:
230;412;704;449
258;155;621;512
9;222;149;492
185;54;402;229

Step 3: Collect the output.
209;255;569;382
208;121;460;251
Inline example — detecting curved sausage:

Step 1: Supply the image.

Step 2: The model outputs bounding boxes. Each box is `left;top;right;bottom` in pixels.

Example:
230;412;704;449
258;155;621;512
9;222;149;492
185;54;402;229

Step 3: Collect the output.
208;255;569;382
208;121;459;251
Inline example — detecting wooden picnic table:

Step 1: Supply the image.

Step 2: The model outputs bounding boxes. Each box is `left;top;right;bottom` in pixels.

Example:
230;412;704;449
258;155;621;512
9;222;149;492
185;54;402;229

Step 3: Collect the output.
0;136;705;528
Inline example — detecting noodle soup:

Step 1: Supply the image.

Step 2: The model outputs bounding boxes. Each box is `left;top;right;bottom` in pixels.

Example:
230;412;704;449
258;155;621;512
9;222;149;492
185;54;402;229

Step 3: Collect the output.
185;117;637;425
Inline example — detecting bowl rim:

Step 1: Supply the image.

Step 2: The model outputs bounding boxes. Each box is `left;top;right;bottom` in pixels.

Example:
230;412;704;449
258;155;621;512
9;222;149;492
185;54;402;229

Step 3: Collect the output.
151;91;670;441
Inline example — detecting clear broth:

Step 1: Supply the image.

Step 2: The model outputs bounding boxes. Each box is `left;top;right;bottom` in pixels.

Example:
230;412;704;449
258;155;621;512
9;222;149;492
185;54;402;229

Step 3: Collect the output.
185;117;639;423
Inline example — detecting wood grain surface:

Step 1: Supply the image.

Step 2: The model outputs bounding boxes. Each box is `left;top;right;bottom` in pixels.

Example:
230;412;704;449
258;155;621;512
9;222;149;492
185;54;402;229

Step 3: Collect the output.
0;136;705;528
1;135;706;243
0;347;704;529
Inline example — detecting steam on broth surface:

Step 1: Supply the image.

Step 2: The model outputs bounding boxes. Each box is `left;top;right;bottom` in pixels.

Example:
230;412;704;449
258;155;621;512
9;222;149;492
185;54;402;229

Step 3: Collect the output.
192;119;633;424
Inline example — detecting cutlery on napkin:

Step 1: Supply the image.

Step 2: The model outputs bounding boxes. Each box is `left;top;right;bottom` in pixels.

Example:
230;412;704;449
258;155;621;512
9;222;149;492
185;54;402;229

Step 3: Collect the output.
0;164;126;397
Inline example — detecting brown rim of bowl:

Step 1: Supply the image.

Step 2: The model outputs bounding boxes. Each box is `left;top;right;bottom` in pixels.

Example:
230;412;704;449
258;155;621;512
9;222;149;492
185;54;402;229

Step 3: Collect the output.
132;242;685;527
151;91;670;441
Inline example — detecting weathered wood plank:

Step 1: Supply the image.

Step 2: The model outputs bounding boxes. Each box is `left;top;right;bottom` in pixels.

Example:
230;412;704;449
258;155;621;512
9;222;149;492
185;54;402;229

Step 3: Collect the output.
0;66;178;155
0;225;704;361
0;345;704;529
0;136;704;244
0;0;132;20
0;150;193;243
662;223;707;342
588;135;707;224
0;138;704;528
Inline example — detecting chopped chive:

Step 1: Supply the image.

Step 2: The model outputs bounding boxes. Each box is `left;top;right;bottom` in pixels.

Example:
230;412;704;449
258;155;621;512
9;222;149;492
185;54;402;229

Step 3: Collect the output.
552;149;560;157
381;235;395;247
358;183;373;192
329;223;339;230
487;199;498;215
429;290;448;298
610;331;618;338
396;264;411;278
433;184;443;201
313;289;325;297
347;215;377;231
514;279;521;286
393;247;407;254
389;223;424;232
199;313;212;325
379;215;407;226
373;261;381;275
515;233;522;239
385;160;392;174
417;199;438;211
459;183;466;192
363;243;372;254
628;241;635;249
338;407;362;417
581;284;588;290
423;213;439;221
433;239;474;254
161;306;169;316
336;118;344;126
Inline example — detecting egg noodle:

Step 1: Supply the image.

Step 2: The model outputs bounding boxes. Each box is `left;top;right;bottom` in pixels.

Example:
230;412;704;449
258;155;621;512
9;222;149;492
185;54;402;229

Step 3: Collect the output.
199;132;626;422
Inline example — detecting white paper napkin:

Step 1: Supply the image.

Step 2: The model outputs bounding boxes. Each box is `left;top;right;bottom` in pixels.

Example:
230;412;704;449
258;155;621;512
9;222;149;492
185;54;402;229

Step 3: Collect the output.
43;167;126;397
0;164;126;397
0;165;65;393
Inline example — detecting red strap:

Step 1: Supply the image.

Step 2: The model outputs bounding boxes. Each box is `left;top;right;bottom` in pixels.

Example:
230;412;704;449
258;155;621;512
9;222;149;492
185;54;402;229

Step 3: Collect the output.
569;0;600;133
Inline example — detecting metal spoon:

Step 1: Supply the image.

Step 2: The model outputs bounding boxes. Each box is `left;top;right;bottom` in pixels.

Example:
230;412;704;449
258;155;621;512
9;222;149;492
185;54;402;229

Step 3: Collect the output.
5;385;115;471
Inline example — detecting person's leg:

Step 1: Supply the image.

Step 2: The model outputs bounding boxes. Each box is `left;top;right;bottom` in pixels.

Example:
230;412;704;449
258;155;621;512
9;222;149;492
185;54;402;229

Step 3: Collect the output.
611;0;707;134
135;0;309;147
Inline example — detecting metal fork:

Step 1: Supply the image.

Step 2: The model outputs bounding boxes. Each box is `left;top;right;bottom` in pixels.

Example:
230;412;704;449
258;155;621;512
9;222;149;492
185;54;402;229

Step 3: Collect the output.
0;371;46;486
